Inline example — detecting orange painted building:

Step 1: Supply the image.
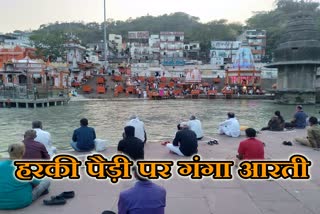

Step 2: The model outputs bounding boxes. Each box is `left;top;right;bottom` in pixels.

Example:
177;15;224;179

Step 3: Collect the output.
0;46;36;68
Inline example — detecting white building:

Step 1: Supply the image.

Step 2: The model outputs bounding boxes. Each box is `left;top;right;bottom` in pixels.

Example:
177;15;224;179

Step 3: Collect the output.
109;34;122;52
184;42;200;60
160;32;184;66
4;32;32;48
237;30;267;62
128;31;150;62
130;43;150;61
65;40;86;71
149;34;160;60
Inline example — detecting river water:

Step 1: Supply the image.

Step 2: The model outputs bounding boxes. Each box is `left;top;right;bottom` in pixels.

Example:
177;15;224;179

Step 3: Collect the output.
0;99;318;153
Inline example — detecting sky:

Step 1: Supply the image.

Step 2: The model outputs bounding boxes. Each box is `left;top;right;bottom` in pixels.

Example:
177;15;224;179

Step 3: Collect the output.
1;0;275;33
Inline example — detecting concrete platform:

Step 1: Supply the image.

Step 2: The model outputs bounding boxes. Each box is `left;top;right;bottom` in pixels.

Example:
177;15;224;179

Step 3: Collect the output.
1;129;320;214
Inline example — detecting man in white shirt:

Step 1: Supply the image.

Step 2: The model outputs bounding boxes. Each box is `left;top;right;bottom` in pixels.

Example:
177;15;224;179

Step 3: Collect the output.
32;121;56;157
218;112;240;138
126;115;147;143
188;115;203;140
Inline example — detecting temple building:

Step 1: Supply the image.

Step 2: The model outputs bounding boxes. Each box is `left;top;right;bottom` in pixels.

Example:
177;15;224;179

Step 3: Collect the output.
225;44;261;89
266;11;320;104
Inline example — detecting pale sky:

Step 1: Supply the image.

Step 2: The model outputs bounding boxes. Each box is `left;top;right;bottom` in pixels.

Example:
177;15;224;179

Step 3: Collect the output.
1;0;275;33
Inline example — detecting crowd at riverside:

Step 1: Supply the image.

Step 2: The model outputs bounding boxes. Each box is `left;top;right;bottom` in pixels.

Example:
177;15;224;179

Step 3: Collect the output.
1;105;320;213
84;73;265;99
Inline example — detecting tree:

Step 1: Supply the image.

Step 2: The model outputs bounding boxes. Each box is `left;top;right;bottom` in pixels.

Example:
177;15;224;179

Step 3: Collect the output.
246;0;320;56
30;30;68;61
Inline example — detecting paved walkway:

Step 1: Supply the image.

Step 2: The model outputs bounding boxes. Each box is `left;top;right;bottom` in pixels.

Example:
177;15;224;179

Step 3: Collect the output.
1;129;320;214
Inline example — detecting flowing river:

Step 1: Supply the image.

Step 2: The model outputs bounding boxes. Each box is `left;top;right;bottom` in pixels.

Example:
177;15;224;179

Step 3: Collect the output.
0;99;318;153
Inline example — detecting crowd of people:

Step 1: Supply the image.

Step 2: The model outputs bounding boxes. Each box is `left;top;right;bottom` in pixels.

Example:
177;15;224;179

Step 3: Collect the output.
0;105;319;213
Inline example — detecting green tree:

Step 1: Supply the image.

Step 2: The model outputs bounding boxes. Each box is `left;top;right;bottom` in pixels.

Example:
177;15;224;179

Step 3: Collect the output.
30;30;68;61
246;0;320;56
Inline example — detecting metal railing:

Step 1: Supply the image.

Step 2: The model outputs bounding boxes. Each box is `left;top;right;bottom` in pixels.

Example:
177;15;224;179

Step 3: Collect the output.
0;84;57;100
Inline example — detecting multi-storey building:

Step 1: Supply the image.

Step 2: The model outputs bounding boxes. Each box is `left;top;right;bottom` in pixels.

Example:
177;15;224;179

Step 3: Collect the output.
128;31;150;62
237;29;267;63
184;42;200;60
149;34;160;61
108;34;123;53
160;32;184;66
4;32;32;48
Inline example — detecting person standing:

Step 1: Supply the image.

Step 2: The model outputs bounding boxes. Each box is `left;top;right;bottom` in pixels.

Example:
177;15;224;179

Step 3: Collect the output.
118;126;144;160
218;112;241;138
188;115;204;140
166;122;198;156
71;118;96;152
32;121;56;157
295;117;320;149
22;130;50;160
126;115;147;143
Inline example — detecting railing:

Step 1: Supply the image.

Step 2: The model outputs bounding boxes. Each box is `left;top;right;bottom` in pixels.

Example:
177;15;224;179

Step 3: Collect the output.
0;85;58;100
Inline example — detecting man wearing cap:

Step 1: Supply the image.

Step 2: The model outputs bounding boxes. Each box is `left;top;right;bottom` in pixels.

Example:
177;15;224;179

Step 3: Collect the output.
166;122;198;156
188;115;204;140
218;112;240;138
126;115;147;143
285;105;308;129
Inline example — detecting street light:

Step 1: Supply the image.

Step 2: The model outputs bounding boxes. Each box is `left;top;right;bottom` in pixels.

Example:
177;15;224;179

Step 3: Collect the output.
103;0;108;69
44;68;49;99
24;69;30;99
66;73;70;96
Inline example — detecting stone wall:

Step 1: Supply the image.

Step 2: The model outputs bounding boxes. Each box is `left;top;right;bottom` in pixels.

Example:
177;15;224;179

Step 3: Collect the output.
277;64;317;90
275;90;316;104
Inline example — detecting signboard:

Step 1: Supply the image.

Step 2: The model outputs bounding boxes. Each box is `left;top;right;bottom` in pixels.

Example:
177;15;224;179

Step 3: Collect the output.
161;58;185;66
211;41;241;49
160;32;184;36
210;57;224;66
128;31;149;39
210;50;236;59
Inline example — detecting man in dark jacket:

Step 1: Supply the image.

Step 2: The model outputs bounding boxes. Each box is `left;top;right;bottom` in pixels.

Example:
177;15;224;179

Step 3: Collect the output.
166;122;198;156
71;118;96;152
118;126;144;160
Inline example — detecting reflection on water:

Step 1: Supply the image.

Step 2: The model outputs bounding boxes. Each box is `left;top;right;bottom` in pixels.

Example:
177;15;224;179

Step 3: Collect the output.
0;99;318;152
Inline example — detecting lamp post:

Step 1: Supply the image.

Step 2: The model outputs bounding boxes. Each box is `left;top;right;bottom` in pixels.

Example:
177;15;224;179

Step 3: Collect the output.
44;68;49;100
24;69;29;99
103;0;108;69
66;73;70;96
